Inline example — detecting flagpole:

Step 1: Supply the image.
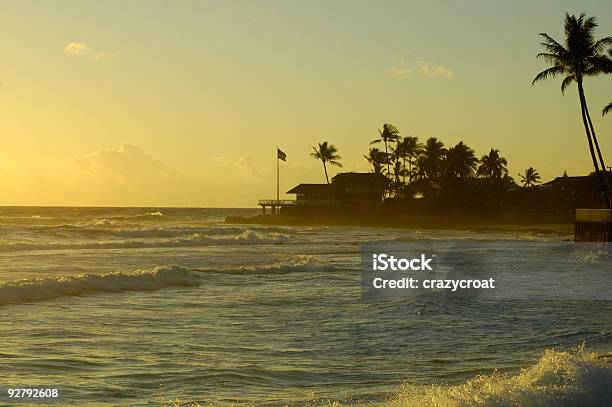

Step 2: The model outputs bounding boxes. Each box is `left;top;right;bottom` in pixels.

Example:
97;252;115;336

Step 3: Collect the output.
277;148;280;208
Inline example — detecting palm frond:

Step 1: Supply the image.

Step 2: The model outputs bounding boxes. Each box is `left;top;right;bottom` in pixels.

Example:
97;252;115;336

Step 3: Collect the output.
560;75;575;94
589;36;612;53
538;33;567;54
532;65;565;85
603;102;612;116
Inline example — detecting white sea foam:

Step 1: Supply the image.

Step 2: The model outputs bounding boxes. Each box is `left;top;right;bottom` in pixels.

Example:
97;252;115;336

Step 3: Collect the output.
389;348;612;407
0;230;295;252
214;255;334;275
0;265;201;306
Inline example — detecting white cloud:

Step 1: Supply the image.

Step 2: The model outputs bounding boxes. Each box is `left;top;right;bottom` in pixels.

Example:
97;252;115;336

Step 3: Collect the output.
389;60;454;79
214;155;271;180
418;61;454;78
64;42;117;60
389;66;412;76
64;42;90;55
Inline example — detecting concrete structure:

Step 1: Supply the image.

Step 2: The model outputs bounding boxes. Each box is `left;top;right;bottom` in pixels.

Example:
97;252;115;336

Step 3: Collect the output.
574;209;612;242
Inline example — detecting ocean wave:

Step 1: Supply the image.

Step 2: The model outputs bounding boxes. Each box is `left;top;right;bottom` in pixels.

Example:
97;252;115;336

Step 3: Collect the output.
0;266;201;306
0;230;295;252
210;256;335;275
11;225;297;239
390;348;612;407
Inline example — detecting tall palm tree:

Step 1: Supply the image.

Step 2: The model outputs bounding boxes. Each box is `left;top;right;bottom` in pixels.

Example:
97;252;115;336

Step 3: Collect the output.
519;167;542;187
311;142;342;184
445;142;478;179
417;137;447;183
364;147;387;174
370;123;400;176
532;13;612;207
477;149;508;179
394;136;423;184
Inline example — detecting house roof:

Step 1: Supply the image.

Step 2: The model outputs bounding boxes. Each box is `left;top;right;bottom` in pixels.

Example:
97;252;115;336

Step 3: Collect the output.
331;172;389;186
542;174;609;188
286;183;332;194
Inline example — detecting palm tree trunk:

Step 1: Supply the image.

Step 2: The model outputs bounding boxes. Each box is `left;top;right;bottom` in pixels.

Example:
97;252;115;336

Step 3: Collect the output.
581;85;608;172
578;82;610;208
402;156;406;184
409;159;413;184
582;95;611;205
323;161;329;184
384;141;390;176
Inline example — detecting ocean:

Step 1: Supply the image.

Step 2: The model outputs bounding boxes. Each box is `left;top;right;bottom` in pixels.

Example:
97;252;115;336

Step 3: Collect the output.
0;207;610;406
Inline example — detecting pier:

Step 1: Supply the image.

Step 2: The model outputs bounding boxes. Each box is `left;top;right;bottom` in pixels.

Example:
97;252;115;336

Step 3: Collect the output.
258;199;296;215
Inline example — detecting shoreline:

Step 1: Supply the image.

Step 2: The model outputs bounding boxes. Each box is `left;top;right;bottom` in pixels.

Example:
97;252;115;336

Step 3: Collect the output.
225;214;574;236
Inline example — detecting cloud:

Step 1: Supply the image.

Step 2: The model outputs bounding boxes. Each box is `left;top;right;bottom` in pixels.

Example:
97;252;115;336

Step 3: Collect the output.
64;42;117;60
0;144;202;206
389;60;454;79
64;42;90;55
0;146;333;207
214;155;270;180
389;66;412;76
418;61;454;78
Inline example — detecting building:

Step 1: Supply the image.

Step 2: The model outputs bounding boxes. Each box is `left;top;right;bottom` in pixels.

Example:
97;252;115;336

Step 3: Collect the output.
540;173;612;209
286;172;388;207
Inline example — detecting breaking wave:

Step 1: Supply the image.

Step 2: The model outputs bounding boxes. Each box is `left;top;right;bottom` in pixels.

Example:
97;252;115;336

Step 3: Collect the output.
0;230;296;252
0;265;201;306
12;225;296;239
389;348;612;407
211;255;336;275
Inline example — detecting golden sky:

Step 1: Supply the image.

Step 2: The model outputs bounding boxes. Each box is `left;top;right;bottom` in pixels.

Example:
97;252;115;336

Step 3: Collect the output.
0;1;611;207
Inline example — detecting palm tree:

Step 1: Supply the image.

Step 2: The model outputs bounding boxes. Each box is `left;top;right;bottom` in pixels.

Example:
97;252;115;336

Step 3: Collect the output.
364;147;387;174
603;102;612;116
519;167;541;187
391;160;407;196
477;149;508;179
532;13;612;207
311;142;342;184
370;123;400;176
417;137;446;182
394;136;423;184
445;142;478;179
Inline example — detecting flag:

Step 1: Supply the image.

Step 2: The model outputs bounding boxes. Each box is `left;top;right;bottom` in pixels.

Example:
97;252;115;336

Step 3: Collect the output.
277;148;286;161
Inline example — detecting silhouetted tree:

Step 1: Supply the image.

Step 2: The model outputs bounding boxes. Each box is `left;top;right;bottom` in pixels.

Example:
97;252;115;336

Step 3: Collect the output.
394;136;423;184
445;142;478;180
390;159;408;196
371;124;400;176
519;167;541;187
417;137;447;183
311;142;342;184
477;149;508;179
364;147;388;174
532;13;612;206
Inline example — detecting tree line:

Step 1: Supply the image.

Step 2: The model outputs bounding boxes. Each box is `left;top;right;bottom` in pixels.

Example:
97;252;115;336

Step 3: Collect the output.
309;12;611;210
311;124;541;202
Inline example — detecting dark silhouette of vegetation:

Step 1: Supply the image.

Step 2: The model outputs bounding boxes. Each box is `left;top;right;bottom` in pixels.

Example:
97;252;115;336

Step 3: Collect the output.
445;142;478;179
394;136;423;184
532;13;612;207
311;142;342;184
370;124;400;176
477;149;508;179
359;125;521;214
519;167;541;187
364;147;387;174
604;102;612;116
